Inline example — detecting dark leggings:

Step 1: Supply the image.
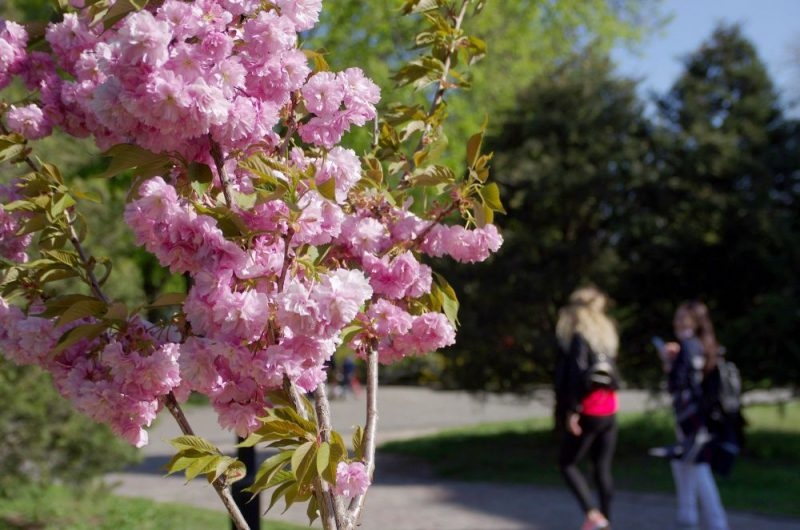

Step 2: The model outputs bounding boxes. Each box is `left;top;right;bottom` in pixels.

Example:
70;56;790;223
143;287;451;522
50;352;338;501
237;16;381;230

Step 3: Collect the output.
558;413;618;519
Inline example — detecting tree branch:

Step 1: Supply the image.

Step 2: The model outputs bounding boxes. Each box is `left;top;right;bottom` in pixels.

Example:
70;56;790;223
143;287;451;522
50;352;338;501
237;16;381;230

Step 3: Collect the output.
313;383;348;529
209;136;234;208
346;346;379;526
163;393;251;530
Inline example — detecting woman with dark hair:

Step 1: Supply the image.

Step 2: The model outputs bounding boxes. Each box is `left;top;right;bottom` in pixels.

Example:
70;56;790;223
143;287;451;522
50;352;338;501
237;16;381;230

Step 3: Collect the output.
660;300;730;530
554;286;620;530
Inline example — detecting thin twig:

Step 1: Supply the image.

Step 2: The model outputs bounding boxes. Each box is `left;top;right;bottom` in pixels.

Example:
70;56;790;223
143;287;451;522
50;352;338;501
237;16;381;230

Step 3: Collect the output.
346;346;379;525
209;136;234;208
313;384;347;529
283;377;338;529
164;393;251;530
408;0;471;173
3;126;111;304
64;210;110;304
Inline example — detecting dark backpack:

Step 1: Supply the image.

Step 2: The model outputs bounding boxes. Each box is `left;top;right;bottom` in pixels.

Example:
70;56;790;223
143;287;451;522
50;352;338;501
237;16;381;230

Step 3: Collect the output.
715;359;742;415
703;357;742;417
584;348;618;390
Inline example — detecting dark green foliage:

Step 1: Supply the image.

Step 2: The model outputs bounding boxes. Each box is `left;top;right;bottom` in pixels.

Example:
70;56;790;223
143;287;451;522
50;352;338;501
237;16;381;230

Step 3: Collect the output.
441;24;800;392
439;52;658;391
617;24;800;387
0;357;138;497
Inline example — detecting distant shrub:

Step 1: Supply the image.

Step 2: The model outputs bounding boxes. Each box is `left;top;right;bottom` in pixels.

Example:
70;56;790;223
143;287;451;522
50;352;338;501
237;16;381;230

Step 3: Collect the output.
0;357;138;496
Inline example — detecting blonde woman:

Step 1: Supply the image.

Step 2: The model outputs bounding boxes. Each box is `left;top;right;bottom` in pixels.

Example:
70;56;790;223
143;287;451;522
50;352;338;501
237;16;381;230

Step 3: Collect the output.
554;287;620;530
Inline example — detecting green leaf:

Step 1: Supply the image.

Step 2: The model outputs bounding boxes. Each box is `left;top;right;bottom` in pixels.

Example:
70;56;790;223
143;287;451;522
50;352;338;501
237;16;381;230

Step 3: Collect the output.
466;130;483;169
165;452;203;476
104;302;128;322
187;161;213;183
40;249;80;268
49;193;76;219
148;292;186;308
352;426;366;461
204;455;241;484
324;439;344;485
98;144;173;180
248;451;293;495
266;478;296;513
71;188;103;203
169;435;221;455
402;0;440;15
52;322;108;356
103;0;147;29
185;455;218;482
38;268;79;284
434;272;460;326
16;213;49;236
306;495;320;525
315;442;330;479
478;182;506;214
272;406;317;434
0;134;26;164
39;294;97;318
316;177;337;202
391;57;445;90
57;299;107;328
303;48;330;71
255;418;311;440
410;165;456;187
290;441;315;482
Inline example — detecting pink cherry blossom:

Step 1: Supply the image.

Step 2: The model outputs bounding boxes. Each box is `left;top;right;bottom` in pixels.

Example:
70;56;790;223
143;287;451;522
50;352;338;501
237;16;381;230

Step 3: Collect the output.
334;461;371;498
5;104;52;139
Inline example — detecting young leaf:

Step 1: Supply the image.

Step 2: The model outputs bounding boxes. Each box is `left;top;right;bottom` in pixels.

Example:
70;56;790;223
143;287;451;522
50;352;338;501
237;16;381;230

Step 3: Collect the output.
478;182;506;214
185;454;219;482
291;441;317;486
148;292;186;308
51;322;108;356
315;441;331;479
169;435;221;455
306;495;320;525
352;426;366;461
466;130;483;169
247;451;293;494
57;299;107;328
98;144;173;180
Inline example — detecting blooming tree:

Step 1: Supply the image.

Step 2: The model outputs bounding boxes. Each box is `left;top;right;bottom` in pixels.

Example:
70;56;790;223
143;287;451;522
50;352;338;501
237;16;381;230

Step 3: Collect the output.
0;0;502;528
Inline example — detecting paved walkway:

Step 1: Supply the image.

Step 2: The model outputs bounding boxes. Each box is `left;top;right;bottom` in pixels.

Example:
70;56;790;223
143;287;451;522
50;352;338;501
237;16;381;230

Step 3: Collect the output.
105;387;799;530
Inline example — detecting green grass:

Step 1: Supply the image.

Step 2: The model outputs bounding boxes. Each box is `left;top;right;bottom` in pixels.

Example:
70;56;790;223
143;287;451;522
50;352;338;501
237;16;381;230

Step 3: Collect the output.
380;400;800;518
0;484;310;530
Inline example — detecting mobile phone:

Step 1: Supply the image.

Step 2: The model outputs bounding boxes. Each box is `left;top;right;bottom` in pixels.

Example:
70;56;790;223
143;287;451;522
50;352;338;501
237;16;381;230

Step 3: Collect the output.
651;336;665;352
652;336;668;363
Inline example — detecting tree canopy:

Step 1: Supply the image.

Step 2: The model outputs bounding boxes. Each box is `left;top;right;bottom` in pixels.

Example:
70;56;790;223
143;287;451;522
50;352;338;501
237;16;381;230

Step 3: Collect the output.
441;25;800;392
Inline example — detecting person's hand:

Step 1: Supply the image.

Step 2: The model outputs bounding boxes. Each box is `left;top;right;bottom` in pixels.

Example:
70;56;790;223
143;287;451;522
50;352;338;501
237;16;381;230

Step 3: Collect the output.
664;341;680;358
568;413;582;436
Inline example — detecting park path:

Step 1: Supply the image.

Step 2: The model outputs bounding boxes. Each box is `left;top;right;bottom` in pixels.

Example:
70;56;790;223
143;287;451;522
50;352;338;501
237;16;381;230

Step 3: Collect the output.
105;386;799;530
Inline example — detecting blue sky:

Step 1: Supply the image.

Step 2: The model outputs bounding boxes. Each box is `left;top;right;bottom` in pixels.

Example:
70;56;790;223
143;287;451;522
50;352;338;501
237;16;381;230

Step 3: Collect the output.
612;0;800;113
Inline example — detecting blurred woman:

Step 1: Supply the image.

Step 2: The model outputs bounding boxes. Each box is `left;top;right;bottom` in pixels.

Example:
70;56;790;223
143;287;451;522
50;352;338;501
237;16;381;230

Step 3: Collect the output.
554;286;621;530
660;300;729;530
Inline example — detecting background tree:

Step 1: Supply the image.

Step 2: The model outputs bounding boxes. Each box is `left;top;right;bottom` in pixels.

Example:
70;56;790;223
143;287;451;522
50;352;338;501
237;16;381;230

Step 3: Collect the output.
307;0;664;159
438;52;657;392
617;23;800;387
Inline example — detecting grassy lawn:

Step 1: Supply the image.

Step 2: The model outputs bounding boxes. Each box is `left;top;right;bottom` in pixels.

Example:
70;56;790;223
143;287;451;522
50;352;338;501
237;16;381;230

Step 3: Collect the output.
380;400;800;518
0;484;309;530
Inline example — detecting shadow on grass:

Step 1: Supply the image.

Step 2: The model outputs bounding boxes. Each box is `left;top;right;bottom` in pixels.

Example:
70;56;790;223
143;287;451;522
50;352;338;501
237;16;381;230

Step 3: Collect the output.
380;403;800;518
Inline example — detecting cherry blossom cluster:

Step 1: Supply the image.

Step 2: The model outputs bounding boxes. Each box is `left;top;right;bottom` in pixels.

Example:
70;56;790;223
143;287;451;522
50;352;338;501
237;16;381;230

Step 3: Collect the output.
0;0;504;450
0;298;181;446
0;182;33;262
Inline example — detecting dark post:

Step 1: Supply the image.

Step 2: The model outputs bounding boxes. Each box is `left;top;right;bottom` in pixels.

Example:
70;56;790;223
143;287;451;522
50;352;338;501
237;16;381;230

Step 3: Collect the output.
232;440;261;530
